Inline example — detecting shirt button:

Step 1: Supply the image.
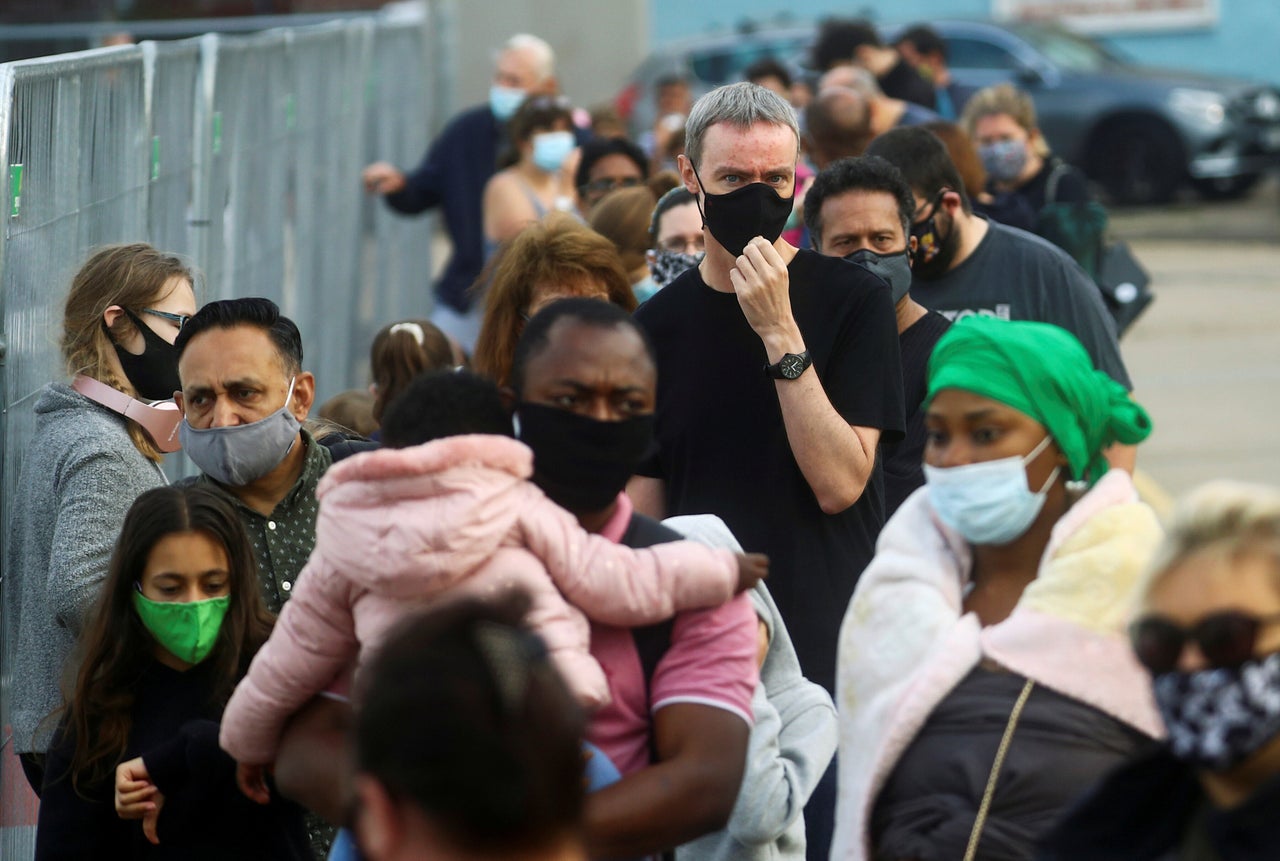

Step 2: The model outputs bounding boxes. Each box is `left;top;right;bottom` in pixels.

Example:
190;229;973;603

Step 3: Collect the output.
268;521;277;531
282;581;292;592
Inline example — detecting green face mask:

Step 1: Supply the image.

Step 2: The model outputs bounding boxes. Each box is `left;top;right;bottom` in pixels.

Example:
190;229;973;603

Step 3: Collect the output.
132;589;230;665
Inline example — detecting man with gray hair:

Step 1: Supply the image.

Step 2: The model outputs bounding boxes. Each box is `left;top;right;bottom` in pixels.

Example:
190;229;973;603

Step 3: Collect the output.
361;34;563;350
631;80;904;696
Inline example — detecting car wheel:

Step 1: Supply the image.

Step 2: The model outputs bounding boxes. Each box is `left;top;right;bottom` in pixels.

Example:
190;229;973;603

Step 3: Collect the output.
1191;173;1262;201
1087;118;1184;206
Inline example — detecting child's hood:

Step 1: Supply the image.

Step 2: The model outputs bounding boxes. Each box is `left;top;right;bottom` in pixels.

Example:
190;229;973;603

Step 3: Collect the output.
312;434;535;593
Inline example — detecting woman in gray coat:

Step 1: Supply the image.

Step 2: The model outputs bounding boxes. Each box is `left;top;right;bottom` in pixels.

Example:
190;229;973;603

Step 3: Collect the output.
5;243;196;794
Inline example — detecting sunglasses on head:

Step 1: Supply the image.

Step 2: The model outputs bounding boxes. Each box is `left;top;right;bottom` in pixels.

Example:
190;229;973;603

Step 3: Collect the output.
1130;610;1280;676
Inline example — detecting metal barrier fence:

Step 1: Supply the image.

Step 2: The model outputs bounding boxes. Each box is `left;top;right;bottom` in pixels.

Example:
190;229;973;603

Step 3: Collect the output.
0;7;447;856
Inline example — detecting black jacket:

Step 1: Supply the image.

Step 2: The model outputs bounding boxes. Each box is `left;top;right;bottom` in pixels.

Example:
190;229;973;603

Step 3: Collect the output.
1038;745;1280;860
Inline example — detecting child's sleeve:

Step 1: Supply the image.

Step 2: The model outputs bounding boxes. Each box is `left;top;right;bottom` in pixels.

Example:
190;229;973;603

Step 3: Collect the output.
219;559;359;765
516;486;738;625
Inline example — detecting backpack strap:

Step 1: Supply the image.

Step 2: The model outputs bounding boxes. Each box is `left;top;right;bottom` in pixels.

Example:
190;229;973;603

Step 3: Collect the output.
1044;159;1072;206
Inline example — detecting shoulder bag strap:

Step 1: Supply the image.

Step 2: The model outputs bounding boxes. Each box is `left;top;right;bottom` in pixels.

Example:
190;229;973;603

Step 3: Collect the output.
963;678;1036;861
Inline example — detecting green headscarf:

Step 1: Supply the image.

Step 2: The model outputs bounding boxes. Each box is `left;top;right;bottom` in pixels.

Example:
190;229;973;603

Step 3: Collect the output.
925;316;1151;483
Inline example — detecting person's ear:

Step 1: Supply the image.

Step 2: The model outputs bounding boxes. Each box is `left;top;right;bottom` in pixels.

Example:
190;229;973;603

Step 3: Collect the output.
499;385;517;413
645;249;657;268
539;76;559;97
677;153;700;197
173;389;186;413
908;234;919;261
940;188;964;216
368;382;378;398
103;305;126;337
290;371;316;421
354;776;400;861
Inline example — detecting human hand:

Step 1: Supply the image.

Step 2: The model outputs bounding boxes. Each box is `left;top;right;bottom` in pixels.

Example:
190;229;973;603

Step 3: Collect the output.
361;162;406;196
236;761;272;805
730;238;801;351
114;757;157;819
734;552;769;593
142;791;165;845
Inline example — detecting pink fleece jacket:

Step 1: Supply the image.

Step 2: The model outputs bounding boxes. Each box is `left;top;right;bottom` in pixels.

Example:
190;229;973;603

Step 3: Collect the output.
219;434;739;765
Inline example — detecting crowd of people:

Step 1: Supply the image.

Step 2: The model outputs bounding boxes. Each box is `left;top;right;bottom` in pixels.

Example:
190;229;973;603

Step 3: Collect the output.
6;20;1278;861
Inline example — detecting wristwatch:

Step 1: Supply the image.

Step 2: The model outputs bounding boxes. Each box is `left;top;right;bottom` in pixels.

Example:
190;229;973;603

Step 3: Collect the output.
764;350;812;380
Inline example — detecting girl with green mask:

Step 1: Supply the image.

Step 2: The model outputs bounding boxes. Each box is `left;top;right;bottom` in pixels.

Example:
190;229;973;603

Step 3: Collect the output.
35;486;309;859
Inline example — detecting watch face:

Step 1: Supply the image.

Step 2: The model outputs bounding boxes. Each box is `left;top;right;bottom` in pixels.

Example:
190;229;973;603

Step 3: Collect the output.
781;354;806;379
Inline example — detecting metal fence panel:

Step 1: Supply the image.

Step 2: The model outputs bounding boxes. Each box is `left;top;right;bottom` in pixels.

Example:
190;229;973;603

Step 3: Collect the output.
0;11;442;859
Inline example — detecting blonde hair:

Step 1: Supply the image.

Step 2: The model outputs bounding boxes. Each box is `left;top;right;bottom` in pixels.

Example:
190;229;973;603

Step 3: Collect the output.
61;243;194;461
1142;481;1280;600
473;214;636;386
960;83;1050;157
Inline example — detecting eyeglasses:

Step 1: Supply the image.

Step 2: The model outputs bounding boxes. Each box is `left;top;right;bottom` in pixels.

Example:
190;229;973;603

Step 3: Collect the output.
657;235;704;254
143;308;192;330
1130;610;1280;676
579;176;643;197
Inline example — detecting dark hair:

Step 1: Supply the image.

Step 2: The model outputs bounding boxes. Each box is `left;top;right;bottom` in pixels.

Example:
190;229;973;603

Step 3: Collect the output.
509;297;656;397
745;57;793;91
865;126;972;213
381;370;513;449
59;485;273;796
174;297;304;375
810;18;881;72
500;95;575;169
895;24;948;62
804;156;916;248
369;319;455;423
574;137;649;192
649;186;697;245
357;592;585;854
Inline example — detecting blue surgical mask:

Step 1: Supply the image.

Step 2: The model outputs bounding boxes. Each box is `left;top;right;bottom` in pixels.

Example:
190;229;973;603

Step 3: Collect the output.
923;434;1060;545
180;377;301;487
531;130;575;173
489;85;526;122
978;139;1030;184
844;248;913;303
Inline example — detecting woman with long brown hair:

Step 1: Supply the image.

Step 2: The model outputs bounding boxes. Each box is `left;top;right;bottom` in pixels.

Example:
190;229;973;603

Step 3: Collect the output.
35;485;307;859
6;243;197;794
472;213;636;386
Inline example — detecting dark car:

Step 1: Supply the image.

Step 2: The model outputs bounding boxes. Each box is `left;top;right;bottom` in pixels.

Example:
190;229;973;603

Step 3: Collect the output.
618;19;1280;204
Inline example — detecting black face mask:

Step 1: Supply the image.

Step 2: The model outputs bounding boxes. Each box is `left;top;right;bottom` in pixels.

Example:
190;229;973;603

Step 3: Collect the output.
516;402;655;514
910;191;961;281
109;309;181;402
692;162;794;257
844;248;913;303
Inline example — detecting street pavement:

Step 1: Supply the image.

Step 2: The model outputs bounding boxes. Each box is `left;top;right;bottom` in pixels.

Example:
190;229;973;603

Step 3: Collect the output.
1113;176;1280;499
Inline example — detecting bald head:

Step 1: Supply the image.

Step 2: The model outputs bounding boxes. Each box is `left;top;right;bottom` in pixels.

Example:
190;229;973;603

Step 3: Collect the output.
495;33;557;94
805;87;872;168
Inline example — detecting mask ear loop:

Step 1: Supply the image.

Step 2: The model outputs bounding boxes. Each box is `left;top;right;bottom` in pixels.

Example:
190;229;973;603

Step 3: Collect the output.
1023;435;1061;496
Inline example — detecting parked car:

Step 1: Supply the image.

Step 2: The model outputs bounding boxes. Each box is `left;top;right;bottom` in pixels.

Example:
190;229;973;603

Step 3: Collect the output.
617;19;1280;204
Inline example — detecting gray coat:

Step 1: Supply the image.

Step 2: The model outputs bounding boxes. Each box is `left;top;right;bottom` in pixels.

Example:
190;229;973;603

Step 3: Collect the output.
666;515;839;861
4;383;166;753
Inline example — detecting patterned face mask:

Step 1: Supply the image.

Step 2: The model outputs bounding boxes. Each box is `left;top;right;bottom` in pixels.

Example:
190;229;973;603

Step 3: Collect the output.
650;250;703;288
1153;650;1280;771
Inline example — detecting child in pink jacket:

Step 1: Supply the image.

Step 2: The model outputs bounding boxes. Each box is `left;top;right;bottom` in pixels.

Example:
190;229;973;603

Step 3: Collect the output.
220;371;764;768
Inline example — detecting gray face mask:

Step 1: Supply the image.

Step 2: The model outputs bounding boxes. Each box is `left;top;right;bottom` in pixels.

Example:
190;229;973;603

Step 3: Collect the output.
180;378;300;487
844;248;913;303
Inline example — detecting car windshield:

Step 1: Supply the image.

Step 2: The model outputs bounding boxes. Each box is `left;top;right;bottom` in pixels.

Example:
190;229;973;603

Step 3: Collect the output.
1012;25;1128;72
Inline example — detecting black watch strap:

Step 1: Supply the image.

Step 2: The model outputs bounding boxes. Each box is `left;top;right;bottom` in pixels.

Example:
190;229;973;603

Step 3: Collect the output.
764;350;812;380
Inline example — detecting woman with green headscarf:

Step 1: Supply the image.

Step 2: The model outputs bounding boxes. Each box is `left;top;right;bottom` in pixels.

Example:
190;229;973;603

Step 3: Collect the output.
830;317;1165;861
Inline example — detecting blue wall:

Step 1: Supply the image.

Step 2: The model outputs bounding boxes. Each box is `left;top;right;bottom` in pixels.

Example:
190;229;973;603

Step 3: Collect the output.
650;0;1280;86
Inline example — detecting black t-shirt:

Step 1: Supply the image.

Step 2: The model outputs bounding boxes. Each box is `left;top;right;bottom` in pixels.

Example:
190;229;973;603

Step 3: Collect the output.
634;249;905;692
883;310;951;519
912;218;1132;389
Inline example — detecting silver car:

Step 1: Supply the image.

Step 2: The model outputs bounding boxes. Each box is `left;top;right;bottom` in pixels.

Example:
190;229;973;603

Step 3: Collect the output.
617;19;1280;204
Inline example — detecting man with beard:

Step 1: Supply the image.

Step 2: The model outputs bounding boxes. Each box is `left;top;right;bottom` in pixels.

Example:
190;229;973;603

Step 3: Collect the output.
866;127;1135;469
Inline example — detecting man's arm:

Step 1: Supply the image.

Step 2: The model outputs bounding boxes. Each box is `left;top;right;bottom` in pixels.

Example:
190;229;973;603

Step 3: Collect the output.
733;239;878;514
583;703;750;859
272;696;354;825
627;476;667;519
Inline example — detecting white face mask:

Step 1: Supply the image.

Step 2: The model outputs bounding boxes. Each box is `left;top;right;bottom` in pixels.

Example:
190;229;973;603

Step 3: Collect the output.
923;434;1060;545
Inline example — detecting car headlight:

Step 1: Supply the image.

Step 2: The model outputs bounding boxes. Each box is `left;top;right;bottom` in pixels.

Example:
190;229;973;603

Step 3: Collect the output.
1253;90;1280;121
1170;88;1227;126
